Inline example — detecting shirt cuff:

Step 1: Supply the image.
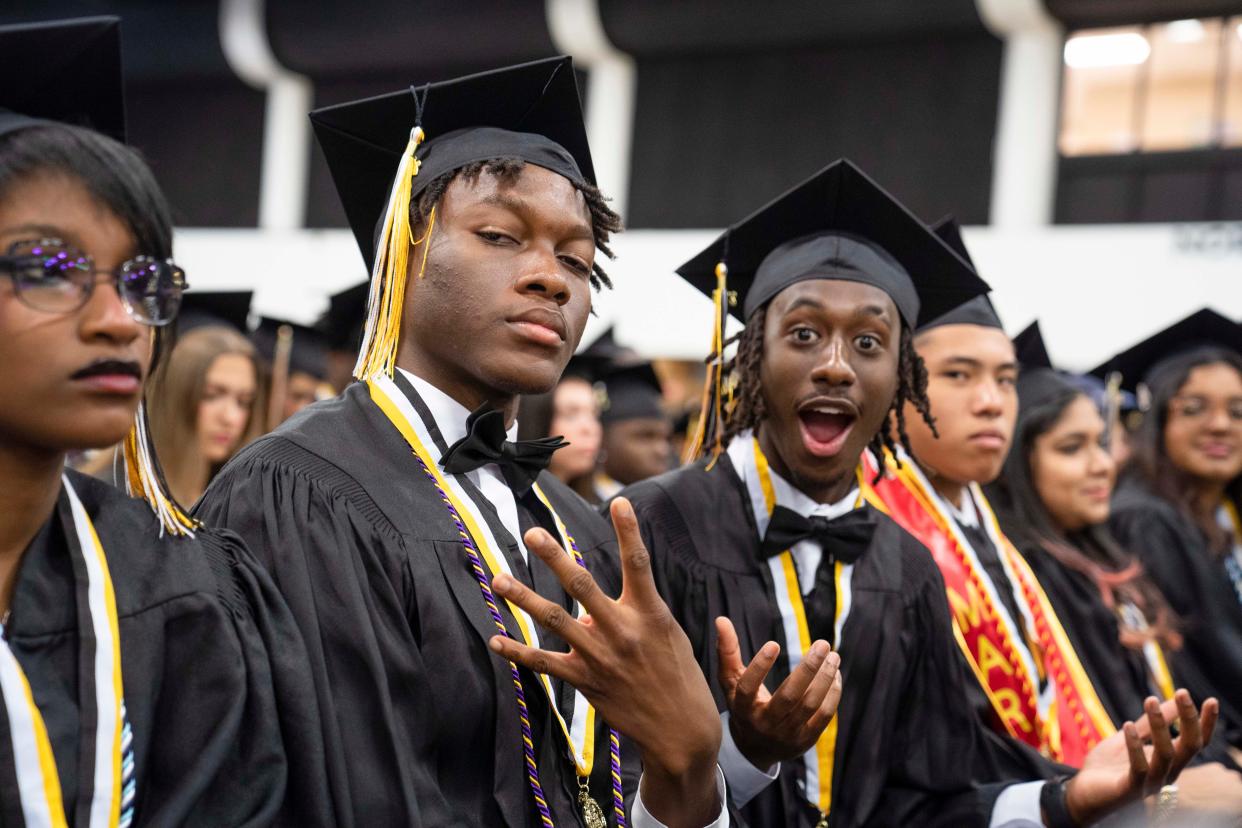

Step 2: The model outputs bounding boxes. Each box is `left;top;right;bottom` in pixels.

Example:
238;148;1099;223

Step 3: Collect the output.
631;765;730;828
717;711;780;808
988;780;1045;828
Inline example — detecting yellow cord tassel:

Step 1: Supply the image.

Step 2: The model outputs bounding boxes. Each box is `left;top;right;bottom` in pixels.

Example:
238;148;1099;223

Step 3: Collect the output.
123;401;197;537
354;125;436;381
684;261;729;465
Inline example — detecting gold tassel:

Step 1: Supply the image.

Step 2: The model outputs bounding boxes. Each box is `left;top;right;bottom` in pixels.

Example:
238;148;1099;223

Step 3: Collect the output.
123;401;198;537
684;261;729;465
354;125;436;381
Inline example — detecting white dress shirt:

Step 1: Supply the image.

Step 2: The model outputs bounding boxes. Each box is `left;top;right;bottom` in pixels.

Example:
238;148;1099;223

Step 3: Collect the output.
716;435;858;808
398;369;729;828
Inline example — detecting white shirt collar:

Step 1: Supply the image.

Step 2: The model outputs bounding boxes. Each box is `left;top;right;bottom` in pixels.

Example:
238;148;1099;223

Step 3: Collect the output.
726;429;858;520
942;486;980;528
397;368;519;449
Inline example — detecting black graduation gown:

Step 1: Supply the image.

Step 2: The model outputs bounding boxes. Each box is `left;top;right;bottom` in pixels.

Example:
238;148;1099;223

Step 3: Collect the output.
195;381;631;828
1012;535;1241;771
1014;538;1151;728
1;469;330;827
599;455;1003;828
1111;477;1242;749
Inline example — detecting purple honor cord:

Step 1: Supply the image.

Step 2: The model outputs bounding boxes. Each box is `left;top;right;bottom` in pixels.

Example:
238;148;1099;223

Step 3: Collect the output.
414;453;626;826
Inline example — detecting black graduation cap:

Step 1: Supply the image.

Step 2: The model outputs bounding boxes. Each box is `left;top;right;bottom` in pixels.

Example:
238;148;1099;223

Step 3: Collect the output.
0;17;125;142
916;216;1003;332
675;159;988;327
564;327;635;382
1090;308;1242;392
316;281;368;352
177;291;253;335
1013;320;1053;370
252;317;329;380
600;362;665;425
310;56;595;270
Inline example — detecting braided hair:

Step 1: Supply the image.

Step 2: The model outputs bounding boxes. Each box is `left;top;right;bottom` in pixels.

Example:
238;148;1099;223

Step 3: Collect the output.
718;304;937;464
409;157;622;289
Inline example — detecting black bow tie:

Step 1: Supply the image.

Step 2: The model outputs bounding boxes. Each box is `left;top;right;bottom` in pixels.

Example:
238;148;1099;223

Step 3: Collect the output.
759;504;874;564
439;405;566;496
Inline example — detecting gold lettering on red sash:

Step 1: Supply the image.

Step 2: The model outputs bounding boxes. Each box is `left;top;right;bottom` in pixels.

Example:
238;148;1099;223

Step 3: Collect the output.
994;689;1034;734
977;634;1015;679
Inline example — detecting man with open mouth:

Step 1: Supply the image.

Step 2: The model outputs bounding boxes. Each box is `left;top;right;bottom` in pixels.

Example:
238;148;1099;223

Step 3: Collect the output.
197;58;729;828
604;165;1215;827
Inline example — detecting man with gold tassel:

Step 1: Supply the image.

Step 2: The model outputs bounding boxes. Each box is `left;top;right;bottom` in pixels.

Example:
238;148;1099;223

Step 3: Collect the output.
605;161;1217;827
197;58;729;827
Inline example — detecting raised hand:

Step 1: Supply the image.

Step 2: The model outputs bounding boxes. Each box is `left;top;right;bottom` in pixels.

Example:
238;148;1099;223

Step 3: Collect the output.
1064;689;1218;825
715;616;842;771
488;497;722;827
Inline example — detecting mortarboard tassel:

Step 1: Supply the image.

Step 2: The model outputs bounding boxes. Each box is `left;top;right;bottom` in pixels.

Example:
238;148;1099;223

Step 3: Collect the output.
123;400;198;537
684;260;730;465
353;123;437;381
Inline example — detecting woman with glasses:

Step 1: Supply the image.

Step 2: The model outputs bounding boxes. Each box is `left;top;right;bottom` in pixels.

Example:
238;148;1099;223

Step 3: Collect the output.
0;17;329;826
1105;310;1242;754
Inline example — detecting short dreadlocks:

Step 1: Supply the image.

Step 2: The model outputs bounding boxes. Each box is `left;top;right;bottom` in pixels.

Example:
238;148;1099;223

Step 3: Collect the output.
718;304;937;465
409;157;622;290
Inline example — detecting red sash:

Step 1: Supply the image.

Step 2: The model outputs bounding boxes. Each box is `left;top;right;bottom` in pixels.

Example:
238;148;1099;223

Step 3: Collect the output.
862;451;1116;766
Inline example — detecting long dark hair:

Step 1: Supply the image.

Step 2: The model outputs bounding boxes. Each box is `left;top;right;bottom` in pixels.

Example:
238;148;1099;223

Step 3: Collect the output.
988;374;1180;651
1123;346;1242;552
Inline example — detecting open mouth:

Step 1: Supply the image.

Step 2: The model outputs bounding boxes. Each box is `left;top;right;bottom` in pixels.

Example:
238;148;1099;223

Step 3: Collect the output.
798;406;857;457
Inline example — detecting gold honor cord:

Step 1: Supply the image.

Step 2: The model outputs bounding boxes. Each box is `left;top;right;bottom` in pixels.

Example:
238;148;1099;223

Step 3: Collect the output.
368;375;597;778
0;477;126;827
745;436;860;823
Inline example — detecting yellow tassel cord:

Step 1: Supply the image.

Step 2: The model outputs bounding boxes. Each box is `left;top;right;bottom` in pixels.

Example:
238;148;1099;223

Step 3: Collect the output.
353;125;437;382
683;261;729;465
123;402;197;537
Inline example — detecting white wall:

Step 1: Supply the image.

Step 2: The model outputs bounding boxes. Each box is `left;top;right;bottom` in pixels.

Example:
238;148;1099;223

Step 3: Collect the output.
176;222;1242;371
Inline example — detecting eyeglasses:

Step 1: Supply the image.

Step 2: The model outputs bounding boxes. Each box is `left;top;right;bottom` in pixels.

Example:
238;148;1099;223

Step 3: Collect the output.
1168;395;1242;423
0;238;188;326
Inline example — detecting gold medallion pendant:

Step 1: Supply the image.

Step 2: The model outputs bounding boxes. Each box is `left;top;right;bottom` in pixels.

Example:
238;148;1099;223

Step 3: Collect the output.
578;778;607;828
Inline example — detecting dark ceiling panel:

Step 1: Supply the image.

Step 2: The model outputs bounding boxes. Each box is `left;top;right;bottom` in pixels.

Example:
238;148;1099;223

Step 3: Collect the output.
267;0;556;81
1045;0;1242;29
599;0;990;56
626;33;1003;229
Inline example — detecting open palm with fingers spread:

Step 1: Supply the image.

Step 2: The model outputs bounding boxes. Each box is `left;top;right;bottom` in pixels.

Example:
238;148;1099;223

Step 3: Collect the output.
489;497;723;827
1066;690;1218;825
715;616;842;772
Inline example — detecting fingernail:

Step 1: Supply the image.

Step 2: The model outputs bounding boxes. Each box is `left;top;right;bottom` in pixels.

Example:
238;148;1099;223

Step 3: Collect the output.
493;573;510;592
615;499;632;519
810;641;829;660
488;637;503;653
